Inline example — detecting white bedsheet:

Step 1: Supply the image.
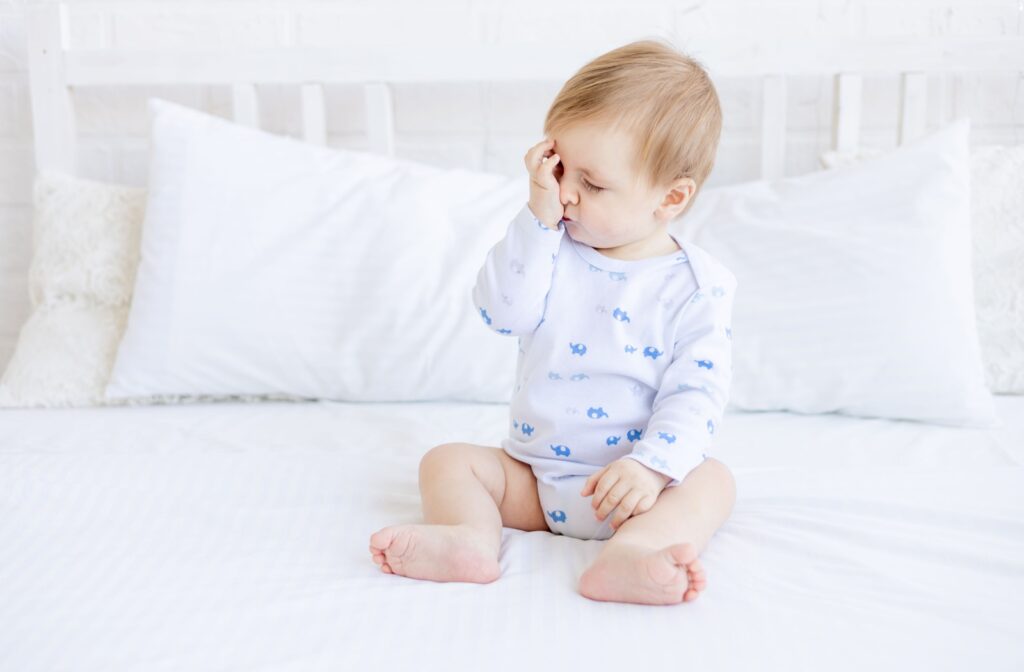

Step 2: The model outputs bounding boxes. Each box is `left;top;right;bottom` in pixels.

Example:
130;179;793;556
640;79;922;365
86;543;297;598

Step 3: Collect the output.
2;397;1022;671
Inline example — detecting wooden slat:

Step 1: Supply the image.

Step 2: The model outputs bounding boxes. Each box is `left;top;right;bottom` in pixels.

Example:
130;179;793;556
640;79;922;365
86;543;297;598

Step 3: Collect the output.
26;3;77;175
62;37;1024;87
952;73;979;127
760;75;786;180
832;73;862;153
364;82;395;156
936;73;952;127
898;72;928;145
231;83;260;128
301;83;327;146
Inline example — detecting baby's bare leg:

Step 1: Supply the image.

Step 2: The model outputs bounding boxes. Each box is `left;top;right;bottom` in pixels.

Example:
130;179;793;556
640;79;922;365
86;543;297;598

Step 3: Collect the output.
369;443;546;584
578;458;737;605
608;457;736;556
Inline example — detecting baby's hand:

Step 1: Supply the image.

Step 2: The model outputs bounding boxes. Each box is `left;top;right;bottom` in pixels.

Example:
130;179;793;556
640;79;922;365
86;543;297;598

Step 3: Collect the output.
523;138;563;230
581;459;672;531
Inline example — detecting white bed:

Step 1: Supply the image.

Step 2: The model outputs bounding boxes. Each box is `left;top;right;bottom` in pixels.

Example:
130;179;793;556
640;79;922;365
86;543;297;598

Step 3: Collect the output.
2;397;1023;670
6;4;1024;671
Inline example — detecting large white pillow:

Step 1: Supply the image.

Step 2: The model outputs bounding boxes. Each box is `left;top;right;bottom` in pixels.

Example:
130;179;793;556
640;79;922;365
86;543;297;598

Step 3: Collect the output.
676;119;999;428
105;98;522;403
822;142;1024;395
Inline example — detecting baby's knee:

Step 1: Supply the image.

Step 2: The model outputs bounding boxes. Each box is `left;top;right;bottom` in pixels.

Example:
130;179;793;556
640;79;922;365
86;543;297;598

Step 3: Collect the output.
702;457;737;501
419;442;507;497
418;442;488;481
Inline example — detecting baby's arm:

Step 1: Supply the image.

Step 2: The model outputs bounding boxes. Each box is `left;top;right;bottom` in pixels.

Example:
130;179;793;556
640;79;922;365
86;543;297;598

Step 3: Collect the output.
622;271;738;486
471;139;565;337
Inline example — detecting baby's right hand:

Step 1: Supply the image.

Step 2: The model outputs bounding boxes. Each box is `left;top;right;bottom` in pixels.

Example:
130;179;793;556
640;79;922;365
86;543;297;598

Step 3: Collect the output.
523;138;563;230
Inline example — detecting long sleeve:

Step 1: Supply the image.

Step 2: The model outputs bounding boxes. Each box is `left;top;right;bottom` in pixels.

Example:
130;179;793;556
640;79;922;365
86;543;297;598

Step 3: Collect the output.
472;202;565;337
621;272;737;487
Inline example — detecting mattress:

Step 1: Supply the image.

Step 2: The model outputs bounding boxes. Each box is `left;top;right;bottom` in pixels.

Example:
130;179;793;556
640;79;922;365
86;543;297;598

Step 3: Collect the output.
2;396;1022;671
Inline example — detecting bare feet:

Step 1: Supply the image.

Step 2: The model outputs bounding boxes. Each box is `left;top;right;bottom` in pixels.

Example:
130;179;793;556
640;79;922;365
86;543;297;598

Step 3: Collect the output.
577;541;707;605
369;523;501;584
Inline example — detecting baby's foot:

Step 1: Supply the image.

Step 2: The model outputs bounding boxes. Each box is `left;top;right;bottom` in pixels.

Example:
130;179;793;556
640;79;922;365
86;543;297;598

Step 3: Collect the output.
369;524;501;584
578;541;707;605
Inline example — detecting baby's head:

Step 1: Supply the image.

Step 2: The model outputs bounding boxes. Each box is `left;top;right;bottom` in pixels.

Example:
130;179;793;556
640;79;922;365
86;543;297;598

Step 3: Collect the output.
544;39;722;257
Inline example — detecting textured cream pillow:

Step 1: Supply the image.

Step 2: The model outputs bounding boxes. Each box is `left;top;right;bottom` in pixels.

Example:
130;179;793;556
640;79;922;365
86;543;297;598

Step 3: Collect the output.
0;171;303;408
821;143;1024;394
969;145;1024;394
0;172;143;407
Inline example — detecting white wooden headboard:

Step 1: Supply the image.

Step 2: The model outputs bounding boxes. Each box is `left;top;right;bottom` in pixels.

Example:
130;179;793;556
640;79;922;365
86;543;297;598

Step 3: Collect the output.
26;2;1024;182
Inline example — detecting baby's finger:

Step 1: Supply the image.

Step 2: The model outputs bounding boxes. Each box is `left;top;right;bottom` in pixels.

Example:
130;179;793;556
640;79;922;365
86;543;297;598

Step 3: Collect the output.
580;466;605;497
544;153;560;175
634;493;658;517
589;471;619;510
610;490;644;529
586;474;613;512
524;138;555;168
595;481;629;521
535;153;560;188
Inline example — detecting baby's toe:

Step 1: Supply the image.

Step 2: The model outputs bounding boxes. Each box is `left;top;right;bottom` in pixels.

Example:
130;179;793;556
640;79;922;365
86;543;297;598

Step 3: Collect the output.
685;565;707;600
644;546;688;587
369;527;396;552
668;542;698;567
370;528;403;572
665;542;710;603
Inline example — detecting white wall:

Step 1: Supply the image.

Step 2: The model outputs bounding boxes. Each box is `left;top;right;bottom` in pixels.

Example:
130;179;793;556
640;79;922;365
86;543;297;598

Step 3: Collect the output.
1;0;1023;369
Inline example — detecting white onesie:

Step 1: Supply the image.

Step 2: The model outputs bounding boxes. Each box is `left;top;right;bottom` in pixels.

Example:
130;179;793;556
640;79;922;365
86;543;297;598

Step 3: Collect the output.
472;203;737;541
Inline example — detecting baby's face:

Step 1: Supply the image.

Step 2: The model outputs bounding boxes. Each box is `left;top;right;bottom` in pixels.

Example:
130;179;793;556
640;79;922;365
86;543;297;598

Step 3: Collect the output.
551;121;691;259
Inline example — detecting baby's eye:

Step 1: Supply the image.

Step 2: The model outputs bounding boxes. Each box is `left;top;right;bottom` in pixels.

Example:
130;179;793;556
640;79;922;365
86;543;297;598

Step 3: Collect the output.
582;179;603;193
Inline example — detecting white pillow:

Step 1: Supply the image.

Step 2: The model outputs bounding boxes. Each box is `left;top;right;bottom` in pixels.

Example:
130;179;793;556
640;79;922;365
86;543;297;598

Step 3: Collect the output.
676;119;999;428
105;98;522;402
821;142;1024;395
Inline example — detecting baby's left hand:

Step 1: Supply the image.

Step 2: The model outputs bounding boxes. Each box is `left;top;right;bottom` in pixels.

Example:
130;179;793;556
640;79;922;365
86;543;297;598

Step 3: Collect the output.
580;459;672;531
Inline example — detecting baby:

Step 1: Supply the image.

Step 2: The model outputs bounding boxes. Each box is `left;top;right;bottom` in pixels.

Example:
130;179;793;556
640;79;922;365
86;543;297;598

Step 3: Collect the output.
370;39;738;606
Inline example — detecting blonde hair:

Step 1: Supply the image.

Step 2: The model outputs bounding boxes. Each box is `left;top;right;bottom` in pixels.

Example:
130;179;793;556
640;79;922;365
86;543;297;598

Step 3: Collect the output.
543;39;722;211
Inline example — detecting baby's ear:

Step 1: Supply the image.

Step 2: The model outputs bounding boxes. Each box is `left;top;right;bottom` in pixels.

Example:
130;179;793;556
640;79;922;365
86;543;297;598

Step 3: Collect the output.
660;178;697;217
